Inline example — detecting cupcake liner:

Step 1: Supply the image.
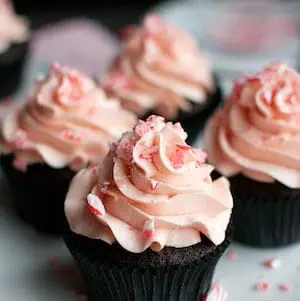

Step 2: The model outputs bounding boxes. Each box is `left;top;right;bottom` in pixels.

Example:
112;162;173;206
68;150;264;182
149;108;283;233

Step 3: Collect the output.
230;174;300;247
64;227;231;301
1;154;75;234
0;42;29;99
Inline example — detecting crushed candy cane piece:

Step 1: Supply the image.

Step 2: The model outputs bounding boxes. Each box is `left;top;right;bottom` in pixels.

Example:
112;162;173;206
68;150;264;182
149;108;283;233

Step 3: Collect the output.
135;120;152;137
143;219;155;239
139;146;158;162
8;130;27;148
192;148;207;164
63;129;82;142
263;258;281;269
254;281;269;292
150;180;158;191
87;194;105;216
225;250;238;261
279;283;290;293
170;149;185;169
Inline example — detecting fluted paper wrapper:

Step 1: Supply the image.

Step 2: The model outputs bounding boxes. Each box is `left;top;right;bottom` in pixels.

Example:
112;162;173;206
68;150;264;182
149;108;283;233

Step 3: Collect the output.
1;155;74;234
0;41;28;98
64;230;231;301
230;175;300;247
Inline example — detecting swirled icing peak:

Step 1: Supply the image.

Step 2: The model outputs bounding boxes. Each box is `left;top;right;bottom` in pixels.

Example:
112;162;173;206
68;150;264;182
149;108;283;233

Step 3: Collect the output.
0;0;30;53
204;62;300;188
65;115;233;253
101;14;214;119
0;63;137;171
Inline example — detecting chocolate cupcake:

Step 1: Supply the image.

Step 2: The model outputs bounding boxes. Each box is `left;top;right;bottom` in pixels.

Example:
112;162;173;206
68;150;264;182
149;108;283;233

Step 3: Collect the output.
0;0;30;98
204;62;300;247
0;63;136;234
101;14;222;145
64;115;233;301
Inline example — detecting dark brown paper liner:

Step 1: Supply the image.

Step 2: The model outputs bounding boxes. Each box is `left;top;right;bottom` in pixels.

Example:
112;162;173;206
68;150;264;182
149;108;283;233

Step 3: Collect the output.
0;41;29;98
0;154;74;234
230;174;300;247
64;227;231;301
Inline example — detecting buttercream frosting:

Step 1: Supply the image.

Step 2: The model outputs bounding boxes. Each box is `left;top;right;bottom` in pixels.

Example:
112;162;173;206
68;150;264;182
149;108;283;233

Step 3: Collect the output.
0;0;30;54
65;115;233;253
0;63;137;171
101;14;214;119
204;62;300;188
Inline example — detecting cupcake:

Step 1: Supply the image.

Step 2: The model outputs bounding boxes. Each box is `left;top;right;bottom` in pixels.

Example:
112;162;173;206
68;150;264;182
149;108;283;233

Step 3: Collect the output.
101;14;222;145
64;115;233;301
0;0;30;98
0;63;136;233
204;62;300;247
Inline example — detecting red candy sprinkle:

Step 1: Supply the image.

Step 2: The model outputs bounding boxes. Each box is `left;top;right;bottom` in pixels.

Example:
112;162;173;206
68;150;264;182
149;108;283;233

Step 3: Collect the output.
170;149;185;169
150;180;158;191
263;258;281;269
143;219;155;239
225;250;238;261
254;281;269;292
87;194;105;216
279;283;290;293
63;129;82;142
8;130;27;148
139;146;158;162
87;205;100;216
135;120;151;137
192;148;207;164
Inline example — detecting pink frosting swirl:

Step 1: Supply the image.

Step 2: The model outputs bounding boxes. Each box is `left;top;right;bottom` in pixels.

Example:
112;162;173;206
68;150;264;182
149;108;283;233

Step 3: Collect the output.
0;0;30;53
204;63;300;188
0;63;137;171
102;14;214;119
65;115;233;253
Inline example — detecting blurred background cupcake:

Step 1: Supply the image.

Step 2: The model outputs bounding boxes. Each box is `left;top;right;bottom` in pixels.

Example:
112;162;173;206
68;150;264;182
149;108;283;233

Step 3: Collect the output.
204;62;300;247
64;115;233;301
0;62;136;234
100;14;222;145
0;0;30;99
